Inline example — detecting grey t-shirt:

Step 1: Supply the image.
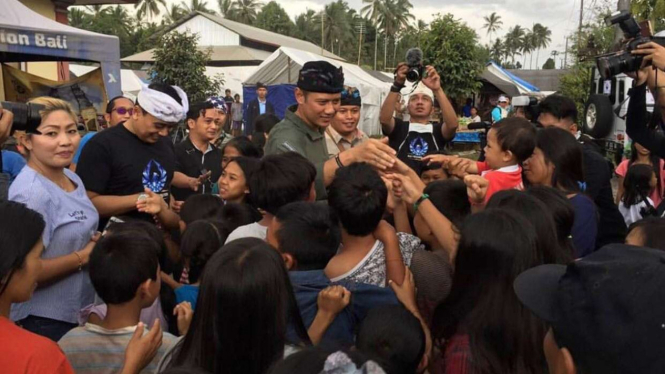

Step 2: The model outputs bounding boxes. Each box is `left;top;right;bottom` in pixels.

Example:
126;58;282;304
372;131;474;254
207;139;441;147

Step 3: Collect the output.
225;222;268;244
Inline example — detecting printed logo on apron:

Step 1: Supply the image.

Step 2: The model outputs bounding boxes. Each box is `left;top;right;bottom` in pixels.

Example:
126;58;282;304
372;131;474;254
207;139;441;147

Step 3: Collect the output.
397;122;439;162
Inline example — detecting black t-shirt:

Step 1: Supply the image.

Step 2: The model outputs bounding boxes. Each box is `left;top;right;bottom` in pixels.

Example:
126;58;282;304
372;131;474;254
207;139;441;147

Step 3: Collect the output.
384;117;447;174
76;123;176;228
172;137;223;201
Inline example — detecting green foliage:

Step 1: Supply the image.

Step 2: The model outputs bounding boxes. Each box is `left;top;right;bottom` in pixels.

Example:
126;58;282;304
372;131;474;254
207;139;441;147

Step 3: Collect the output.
632;0;665;33
542;58;556;69
254;1;295;36
149;31;224;103
420;14;484;99
560;64;592;117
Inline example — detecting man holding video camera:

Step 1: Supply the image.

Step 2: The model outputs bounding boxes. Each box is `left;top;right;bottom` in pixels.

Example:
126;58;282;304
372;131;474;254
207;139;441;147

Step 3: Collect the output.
380;62;458;175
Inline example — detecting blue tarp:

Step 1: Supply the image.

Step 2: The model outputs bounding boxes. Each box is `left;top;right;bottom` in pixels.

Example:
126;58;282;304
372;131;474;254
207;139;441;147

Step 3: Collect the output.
242;84;297;123
0;0;121;97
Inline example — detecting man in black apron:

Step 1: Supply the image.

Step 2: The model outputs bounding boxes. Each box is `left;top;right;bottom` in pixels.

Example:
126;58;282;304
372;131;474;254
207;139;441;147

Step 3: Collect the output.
379;63;459;175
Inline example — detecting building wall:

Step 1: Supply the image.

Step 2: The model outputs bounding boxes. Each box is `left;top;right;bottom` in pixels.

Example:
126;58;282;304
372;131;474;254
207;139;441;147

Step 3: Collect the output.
174;17;240;46
18;0;58;81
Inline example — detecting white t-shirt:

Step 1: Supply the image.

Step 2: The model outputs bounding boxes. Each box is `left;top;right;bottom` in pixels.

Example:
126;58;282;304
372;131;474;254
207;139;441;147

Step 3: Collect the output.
619;198;654;227
225;222;268;244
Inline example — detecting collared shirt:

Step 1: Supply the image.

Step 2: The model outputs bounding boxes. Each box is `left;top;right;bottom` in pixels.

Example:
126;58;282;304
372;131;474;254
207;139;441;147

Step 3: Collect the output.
324;126;369;158
259;99;267;115
288;270;398;348
172;136;223;201
265;105;329;199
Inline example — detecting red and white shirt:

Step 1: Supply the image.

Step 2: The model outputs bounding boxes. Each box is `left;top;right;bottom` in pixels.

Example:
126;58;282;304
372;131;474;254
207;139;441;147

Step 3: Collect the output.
476;162;524;204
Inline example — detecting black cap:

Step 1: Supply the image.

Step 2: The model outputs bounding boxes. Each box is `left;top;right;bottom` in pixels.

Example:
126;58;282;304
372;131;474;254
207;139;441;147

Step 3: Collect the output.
297;61;344;94
340;86;361;107
514;244;665;374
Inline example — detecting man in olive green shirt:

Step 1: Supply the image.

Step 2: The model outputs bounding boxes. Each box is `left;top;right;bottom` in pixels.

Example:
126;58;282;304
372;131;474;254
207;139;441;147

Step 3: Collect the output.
265;61;396;199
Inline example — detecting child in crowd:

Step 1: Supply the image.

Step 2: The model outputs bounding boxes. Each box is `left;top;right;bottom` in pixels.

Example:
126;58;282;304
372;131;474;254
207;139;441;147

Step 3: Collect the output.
424;117;536;206
620;164;659;226
221;136;262;168
419;162;448;186
162;220;228;311
217;202;262;233
251;113;281;150
626;217;665;250
267;201;398;347
326;163;423;287
58;231;190;374
217;156;258;205
225;152;316;243
615;141;664;206
179;194;225;232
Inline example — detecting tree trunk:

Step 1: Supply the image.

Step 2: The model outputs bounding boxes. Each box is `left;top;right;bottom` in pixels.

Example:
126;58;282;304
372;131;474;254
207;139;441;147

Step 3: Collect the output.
536;49;540;69
384;32;388;70
530;51;534;69
374;32;378;70
393;37;398;69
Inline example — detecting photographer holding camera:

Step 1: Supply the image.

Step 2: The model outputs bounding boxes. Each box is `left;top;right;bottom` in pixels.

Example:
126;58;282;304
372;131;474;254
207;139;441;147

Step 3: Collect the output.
380;56;458;175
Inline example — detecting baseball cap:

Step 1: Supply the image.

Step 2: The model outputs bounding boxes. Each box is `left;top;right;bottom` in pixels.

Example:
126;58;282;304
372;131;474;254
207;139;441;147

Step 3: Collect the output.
514;244;665;374
498;95;509;103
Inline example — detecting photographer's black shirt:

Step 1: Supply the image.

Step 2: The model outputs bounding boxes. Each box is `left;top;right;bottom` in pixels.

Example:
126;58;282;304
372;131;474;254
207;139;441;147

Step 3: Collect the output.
172;137;222;201
385;117;447;174
76;123;176;228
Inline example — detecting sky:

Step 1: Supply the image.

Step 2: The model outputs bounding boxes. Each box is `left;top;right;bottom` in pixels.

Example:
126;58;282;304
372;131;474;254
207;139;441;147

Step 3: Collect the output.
159;0;605;70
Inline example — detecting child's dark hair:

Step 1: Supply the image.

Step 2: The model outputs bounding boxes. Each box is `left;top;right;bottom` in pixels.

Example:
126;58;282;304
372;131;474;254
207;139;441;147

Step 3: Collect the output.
274;202;341;271
627;217;665;251
423;180;470;228
180;194;225;225
623;164;656;208
629;141;662;199
420;161;444;174
328;163;387;236
492;117;536;163
218;202;262;233
222;136;263;159
89;231;160;304
249;152;316;215
535;126;585;193
252;114;280;150
356;305;425;374
268;348;376;374
181;220;228;284
0;201;45;296
527;186;576;257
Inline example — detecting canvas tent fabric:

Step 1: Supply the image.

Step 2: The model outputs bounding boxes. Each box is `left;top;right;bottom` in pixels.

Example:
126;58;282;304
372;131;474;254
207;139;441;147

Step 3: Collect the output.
244;47;391;135
481;61;540;96
0;0;121;97
70;65;144;98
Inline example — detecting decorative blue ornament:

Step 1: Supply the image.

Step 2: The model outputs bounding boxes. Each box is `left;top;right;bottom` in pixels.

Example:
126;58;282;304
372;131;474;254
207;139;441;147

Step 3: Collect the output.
142;159;168;192
409;136;428;158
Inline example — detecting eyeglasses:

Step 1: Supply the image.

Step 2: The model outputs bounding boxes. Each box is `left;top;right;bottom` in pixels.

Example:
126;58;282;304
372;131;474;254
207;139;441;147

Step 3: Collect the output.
113;107;134;116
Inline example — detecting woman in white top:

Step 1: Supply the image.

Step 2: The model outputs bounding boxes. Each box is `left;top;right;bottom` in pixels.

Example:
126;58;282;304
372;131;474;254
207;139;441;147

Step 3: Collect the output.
9;97;99;342
620;164;659;226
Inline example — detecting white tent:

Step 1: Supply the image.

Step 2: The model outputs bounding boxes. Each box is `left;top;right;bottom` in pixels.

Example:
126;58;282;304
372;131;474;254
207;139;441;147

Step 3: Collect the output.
205;66;257;100
244;47;392;135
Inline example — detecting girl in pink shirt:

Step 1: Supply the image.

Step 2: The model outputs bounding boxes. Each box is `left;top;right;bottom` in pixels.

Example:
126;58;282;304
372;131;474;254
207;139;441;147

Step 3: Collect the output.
615;141;664;207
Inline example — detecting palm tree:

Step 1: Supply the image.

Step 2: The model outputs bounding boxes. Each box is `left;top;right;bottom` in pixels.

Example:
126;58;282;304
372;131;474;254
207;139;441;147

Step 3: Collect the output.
68;8;91;29
86;5;107;18
490;38;505;63
164;4;186;24
295;10;318;43
505;25;525;64
218;0;233;16
532;23;552;70
521;30;534;69
231;0;260;24
135;0;166;21
386;0;414;68
361;0;385;70
183;0;215;14
483;12;503;42
318;0;353;54
106;5;132;34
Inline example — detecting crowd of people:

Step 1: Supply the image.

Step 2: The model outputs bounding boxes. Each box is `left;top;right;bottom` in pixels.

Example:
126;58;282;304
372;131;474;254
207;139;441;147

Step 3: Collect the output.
1;43;665;374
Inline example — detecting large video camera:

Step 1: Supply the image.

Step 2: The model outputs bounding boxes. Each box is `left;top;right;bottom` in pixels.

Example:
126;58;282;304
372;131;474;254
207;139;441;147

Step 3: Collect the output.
1;101;44;134
596;10;665;79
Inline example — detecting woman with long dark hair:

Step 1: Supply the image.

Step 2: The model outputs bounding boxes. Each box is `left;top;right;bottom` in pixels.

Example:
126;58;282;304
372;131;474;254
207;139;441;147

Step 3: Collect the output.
431;209;547;374
619;164;659;226
164;238;310;374
615;141;664;207
217;156;258;205
526;186;577;258
523;127;598;258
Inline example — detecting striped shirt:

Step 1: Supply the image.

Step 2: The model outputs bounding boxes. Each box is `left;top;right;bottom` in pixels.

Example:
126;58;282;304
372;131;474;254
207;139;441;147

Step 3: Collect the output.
9;166;99;324
58;323;178;374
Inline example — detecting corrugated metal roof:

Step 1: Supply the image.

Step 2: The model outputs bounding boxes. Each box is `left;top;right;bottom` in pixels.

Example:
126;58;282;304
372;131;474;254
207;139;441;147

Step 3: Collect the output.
121;45;272;62
169;12;342;60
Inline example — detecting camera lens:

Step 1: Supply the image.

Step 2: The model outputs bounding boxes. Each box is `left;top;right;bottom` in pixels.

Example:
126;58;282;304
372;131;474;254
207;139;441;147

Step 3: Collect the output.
406;68;420;83
1;101;44;133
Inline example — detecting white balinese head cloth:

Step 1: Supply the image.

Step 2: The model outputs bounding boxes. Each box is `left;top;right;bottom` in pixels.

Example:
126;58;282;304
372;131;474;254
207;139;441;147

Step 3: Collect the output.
409;82;434;101
137;83;189;123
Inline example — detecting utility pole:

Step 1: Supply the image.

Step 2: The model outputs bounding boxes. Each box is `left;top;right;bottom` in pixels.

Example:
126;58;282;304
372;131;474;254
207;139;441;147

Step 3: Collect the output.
578;0;584;51
564;36;569;69
356;21;365;66
321;11;324;55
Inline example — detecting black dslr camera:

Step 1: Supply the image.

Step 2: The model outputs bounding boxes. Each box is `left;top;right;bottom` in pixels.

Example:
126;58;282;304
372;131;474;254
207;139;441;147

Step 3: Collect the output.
405;48;426;83
1;101;44;134
596;11;665;79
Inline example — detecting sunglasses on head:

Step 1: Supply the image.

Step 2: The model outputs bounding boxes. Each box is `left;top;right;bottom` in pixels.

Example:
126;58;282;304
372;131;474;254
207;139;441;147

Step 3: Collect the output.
113;107;134;115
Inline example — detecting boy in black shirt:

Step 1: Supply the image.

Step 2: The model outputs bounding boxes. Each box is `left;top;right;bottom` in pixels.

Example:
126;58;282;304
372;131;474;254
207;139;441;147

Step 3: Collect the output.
76;83;187;230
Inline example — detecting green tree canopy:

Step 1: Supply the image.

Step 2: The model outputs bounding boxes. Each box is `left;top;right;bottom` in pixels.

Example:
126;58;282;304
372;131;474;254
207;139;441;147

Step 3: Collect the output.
420;14;484;99
254;2;296;36
542;58;556;69
149;31;224;103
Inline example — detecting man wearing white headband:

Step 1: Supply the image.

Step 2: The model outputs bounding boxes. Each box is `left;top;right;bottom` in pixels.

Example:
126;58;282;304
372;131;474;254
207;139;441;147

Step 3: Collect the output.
76;82;188;230
380;63;459;175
